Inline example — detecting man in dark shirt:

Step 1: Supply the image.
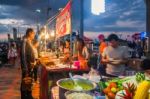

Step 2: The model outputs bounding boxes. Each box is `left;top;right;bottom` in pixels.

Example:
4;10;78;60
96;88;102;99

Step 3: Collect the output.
20;28;35;99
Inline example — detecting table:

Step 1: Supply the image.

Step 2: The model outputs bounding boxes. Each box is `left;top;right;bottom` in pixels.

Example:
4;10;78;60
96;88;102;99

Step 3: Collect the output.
39;64;90;99
128;58;144;70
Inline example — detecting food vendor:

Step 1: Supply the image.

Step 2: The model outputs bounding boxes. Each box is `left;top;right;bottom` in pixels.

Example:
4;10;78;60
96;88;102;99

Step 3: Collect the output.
61;39;71;64
98;34;107;56
102;34;128;77
73;35;80;60
63;39;70;58
77;38;89;68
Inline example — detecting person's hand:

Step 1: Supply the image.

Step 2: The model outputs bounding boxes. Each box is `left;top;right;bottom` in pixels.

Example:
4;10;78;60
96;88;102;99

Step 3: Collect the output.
31;62;35;68
102;58;110;64
36;59;41;65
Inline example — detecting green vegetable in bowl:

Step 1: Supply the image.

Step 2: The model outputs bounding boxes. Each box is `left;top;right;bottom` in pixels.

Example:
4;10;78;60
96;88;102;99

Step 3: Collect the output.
59;79;94;91
107;77;130;86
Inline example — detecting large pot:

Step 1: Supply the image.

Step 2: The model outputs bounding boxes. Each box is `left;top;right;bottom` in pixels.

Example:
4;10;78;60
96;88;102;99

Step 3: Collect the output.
56;78;97;92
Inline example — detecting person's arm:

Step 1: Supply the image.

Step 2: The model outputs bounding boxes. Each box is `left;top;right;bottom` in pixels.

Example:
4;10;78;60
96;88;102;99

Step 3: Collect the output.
7;49;10;59
101;48;123;66
21;40;28;75
84;47;89;60
101;48;110;64
101;55;110;64
29;45;36;68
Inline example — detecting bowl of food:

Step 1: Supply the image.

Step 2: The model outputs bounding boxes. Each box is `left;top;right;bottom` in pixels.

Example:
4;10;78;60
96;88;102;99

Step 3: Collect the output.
65;91;94;99
57;78;97;91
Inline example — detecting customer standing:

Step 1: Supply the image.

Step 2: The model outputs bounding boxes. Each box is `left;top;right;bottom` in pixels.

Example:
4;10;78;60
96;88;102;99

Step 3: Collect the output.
7;42;17;66
20;28;35;99
102;34;128;77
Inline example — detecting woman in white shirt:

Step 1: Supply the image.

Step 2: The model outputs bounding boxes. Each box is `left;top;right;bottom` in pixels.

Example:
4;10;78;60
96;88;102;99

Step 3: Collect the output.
77;38;89;60
77;38;90;69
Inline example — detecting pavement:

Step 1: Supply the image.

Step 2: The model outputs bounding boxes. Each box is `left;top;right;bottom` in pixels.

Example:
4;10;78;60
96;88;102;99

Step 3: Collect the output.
0;59;40;99
0;61;21;99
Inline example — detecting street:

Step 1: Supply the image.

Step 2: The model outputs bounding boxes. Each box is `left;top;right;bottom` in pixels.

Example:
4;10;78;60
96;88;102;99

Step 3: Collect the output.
0;59;39;99
0;63;21;99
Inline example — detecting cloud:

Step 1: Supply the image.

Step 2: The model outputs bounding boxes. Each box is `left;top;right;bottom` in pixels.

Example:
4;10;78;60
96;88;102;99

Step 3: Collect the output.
85;19;145;32
132;0;143;5
0;19;25;25
123;10;135;16
0;0;146;35
0;4;44;34
119;10;137;19
116;20;144;28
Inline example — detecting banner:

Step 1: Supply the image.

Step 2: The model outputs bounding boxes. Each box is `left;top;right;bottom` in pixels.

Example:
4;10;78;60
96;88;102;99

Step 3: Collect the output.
56;1;71;38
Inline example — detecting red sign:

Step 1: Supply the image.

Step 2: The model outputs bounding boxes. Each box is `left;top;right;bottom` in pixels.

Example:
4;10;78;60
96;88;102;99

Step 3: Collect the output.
56;1;71;38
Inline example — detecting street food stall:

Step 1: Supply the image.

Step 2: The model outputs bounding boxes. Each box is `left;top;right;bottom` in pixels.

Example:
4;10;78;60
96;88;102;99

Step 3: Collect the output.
38;1;91;98
38;49;98;99
36;0;150;99
39;51;90;99
39;53;150;99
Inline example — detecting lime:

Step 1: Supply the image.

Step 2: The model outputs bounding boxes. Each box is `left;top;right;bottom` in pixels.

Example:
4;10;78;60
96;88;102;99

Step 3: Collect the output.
111;87;117;93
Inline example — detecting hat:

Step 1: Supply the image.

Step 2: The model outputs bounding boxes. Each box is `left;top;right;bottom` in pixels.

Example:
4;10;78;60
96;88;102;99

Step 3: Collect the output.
98;34;105;40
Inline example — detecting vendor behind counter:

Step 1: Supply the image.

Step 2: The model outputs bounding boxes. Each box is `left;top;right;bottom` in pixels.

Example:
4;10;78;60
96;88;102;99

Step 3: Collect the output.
102;34;128;77
63;39;70;58
77;38;90;69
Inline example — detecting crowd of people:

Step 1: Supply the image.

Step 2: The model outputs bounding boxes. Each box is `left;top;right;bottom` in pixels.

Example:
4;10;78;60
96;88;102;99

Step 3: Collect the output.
0;27;145;99
52;33;146;78
0;41;20;66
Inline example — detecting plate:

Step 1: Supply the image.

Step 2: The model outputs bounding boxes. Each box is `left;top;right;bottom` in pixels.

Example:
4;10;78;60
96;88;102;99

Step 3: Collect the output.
109;59;122;64
109;59;122;62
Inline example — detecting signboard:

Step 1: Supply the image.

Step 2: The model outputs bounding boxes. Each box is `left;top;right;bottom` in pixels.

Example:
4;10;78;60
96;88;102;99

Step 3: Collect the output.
56;1;71;38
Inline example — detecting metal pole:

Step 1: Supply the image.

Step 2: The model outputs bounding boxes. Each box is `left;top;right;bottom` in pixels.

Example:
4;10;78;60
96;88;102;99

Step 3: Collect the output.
145;0;150;55
70;0;73;68
146;0;150;37
80;0;84;38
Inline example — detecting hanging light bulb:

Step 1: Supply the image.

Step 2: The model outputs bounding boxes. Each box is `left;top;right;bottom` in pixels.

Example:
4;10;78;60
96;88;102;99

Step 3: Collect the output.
91;0;105;15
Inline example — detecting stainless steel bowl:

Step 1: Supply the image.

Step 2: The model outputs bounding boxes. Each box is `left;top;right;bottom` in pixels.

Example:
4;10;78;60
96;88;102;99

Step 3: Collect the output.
65;91;94;99
57;78;97;91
